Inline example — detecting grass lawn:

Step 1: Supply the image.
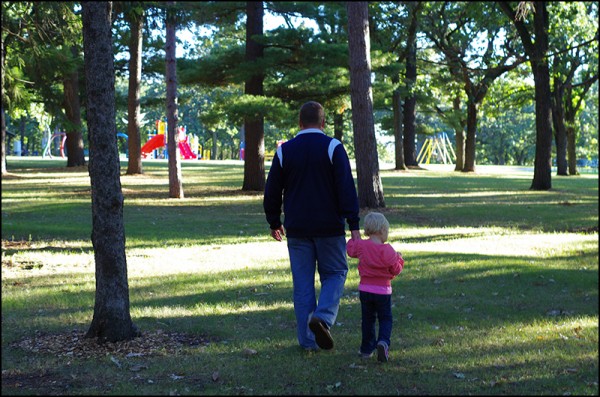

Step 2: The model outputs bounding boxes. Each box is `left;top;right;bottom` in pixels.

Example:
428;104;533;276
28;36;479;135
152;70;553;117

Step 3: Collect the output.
1;156;598;395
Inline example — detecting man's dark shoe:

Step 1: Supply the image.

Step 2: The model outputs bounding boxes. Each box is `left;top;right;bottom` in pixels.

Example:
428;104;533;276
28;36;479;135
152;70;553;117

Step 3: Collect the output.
309;316;334;350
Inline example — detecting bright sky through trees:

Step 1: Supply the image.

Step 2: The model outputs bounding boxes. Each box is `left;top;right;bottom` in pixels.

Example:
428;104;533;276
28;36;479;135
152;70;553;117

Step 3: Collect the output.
176;12;319;57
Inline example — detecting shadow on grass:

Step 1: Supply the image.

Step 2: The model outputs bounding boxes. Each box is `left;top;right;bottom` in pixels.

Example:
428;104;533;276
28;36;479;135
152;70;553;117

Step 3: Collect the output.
3;249;597;339
3;249;598;395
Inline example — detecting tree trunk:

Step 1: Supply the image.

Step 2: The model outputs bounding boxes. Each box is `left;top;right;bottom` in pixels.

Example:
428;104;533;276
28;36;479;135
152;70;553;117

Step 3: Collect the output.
126;10;144;175
402;3;419;167
82;1;139;343
392;82;406;170
500;1;552;190
1;34;6;175
347;1;384;209
551;81;568;175
242;1;265;191
63;45;86;167
453;95;465;171
566;125;578;175
166;1;183;198
1;103;6;175
530;1;553;190
530;57;553;190
462;99;478;172
564;86;580;176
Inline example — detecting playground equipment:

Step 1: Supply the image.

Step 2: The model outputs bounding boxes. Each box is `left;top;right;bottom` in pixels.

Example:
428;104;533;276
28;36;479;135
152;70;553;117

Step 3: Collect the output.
42;131;67;159
416;132;456;165
117;132;128;157
141;120;197;160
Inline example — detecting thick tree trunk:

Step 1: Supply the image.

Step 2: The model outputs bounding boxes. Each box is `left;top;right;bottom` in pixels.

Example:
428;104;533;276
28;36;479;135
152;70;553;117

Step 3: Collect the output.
453;96;465;171
82;1;139;343
242;1;265;191
166;1;183;198
531;60;553;189
500;1;552;190
63;46;86;167
462;100;478;172
347;1;385;209
402;9;419;168
566;125;578;175
126;11;143;175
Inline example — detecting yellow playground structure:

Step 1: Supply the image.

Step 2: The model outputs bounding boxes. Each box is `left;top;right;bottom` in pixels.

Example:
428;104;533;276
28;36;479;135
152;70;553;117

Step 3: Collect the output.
416;132;456;165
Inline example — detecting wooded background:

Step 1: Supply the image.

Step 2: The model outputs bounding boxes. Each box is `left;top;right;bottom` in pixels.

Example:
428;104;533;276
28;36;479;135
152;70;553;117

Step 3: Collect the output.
2;2;598;183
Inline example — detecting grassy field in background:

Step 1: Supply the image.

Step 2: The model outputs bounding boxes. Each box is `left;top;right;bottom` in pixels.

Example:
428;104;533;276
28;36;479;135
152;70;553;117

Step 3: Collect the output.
1;156;598;395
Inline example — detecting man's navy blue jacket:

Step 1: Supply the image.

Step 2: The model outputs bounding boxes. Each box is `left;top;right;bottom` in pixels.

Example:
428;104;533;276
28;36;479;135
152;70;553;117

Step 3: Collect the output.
263;128;360;238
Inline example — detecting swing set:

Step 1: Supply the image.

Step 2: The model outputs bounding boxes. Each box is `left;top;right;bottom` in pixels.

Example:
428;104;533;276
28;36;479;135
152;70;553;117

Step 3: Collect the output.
416;132;456;165
42;132;67;159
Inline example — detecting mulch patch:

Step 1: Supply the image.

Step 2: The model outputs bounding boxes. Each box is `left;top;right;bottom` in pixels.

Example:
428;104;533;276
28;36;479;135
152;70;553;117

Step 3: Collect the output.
10;328;211;359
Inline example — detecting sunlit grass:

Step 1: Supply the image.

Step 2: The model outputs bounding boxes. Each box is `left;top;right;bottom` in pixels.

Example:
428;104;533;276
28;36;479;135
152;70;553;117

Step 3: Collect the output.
2;158;598;395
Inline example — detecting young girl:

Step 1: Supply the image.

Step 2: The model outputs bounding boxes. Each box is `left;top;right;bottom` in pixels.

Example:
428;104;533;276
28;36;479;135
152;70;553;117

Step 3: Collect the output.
346;212;404;362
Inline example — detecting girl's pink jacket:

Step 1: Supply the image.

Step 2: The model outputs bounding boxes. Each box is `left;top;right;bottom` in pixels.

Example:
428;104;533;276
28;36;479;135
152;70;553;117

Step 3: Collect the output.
346;239;404;288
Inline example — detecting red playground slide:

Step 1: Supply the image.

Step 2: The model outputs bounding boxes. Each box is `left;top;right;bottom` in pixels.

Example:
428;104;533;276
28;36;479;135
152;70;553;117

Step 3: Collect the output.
141;134;165;157
178;141;197;159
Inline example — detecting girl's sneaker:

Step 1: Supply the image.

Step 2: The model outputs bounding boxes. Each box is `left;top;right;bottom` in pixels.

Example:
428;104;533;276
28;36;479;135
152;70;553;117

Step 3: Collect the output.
377;341;389;362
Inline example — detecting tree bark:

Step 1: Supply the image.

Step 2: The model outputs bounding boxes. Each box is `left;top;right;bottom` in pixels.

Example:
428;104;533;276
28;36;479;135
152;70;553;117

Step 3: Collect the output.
566;125;578;175
453;95;465;171
1;33;6;175
530;2;553;189
392;78;406;170
126;8;144;175
500;1;552;190
166;1;184;198
402;2;419;167
82;0;139;343
63;45;86;167
551;79;568;175
462;99;478;172
242;1;265;191
347;1;385;209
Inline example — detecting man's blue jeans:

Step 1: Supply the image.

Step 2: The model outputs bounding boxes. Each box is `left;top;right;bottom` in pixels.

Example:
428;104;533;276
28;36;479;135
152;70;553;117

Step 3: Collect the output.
359;290;393;354
287;236;348;349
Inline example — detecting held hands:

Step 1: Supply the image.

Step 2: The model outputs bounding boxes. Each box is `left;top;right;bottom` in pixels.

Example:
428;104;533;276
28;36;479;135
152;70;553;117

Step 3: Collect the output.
351;230;362;240
270;225;285;242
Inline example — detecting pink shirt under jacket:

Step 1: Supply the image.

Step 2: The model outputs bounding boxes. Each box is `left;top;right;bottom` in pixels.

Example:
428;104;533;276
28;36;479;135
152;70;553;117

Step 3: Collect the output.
346;238;404;294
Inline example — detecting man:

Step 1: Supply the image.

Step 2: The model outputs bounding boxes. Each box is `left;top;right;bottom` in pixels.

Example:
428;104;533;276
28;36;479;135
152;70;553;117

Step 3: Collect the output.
263;101;361;351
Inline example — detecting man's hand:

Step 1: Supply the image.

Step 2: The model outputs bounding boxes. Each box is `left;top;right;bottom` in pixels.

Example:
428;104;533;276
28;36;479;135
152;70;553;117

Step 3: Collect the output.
270;225;285;242
351;230;361;240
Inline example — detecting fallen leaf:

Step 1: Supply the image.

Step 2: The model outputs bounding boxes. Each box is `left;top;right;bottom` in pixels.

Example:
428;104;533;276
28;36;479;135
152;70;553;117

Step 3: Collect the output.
453;372;465;379
212;371;219;382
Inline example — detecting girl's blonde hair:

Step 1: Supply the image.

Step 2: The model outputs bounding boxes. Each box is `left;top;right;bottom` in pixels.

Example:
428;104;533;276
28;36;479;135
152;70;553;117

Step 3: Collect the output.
363;212;389;236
